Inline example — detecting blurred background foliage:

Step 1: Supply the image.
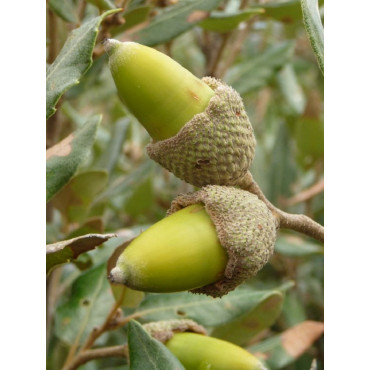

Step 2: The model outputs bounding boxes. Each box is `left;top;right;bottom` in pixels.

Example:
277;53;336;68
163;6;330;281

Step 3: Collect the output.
46;0;324;369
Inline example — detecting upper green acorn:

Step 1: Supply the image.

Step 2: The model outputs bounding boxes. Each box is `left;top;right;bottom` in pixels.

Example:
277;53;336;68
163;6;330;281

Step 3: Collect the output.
104;39;215;141
104;40;256;187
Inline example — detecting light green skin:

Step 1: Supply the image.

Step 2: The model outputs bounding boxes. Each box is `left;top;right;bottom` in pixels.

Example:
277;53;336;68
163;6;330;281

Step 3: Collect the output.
115;204;228;292
166;333;264;370
105;40;215;141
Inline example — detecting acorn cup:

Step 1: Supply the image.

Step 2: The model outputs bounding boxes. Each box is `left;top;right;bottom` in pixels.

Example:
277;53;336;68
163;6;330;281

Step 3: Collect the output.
104;39;256;187
142;319;267;370
109;186;278;298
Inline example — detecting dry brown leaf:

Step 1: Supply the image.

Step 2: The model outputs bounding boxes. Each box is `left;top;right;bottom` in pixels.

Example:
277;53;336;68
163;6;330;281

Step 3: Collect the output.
281;321;324;358
46;133;74;160
187;10;209;23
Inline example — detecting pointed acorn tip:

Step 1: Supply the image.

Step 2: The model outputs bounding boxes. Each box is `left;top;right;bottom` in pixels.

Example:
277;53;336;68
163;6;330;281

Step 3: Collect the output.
103;38;120;56
103;39;139;57
108;266;126;284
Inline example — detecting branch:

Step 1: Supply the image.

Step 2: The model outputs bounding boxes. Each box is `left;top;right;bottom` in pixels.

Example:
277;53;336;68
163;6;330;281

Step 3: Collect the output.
81;288;126;351
280;178;324;207
240;172;324;243
63;288;126;368
63;345;128;370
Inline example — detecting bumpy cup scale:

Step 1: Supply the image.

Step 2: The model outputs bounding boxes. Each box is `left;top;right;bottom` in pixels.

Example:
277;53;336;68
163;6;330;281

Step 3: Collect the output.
104;40;256;187
143;319;267;370
109;186;277;297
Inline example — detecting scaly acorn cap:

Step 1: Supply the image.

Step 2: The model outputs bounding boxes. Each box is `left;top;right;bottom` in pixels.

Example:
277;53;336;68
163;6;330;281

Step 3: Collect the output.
143;320;267;370
104;39;215;141
168;185;278;297
147;77;256;188
109;204;229;293
143;319;207;343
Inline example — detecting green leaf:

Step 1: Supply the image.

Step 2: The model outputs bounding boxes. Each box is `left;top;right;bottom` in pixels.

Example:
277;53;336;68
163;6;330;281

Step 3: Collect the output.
52;170;109;223
295;117;324;166
198;8;264;33
46;233;116;274
248;321;324;369
211;291;284;346
276;64;306;116
128;320;185;370
282;290;307;327
111;6;152;36
256;0;302;23
301;0;324;73
46;115;101;202
86;0;115;10
49;0;78;23
67;217;104;239
95;118;130;174
275;234;323;257
267;122;297;204
46;9;119;119
134;284;292;329
226;41;295;95
93;160;155;209
131;0;223;46
54;263;116;345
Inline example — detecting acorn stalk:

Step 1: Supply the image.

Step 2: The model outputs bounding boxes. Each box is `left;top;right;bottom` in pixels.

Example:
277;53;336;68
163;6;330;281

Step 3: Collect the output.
104;39;215;141
109;204;228;292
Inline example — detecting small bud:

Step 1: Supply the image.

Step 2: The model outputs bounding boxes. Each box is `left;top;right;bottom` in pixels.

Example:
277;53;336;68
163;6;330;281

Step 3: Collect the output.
143;319;266;370
109;186;277;297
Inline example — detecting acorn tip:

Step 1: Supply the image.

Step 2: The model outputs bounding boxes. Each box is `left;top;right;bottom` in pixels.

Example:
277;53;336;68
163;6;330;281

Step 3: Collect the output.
108;266;126;284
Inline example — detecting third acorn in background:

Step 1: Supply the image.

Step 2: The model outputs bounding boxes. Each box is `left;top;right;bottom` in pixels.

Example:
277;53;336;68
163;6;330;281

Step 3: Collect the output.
109;186;277;298
143;319;267;370
104;39;256;188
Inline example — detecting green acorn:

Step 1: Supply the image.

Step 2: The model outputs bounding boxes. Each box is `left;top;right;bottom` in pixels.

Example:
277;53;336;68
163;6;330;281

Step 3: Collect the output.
104;40;256;187
143;319;267;370
109;186;277;297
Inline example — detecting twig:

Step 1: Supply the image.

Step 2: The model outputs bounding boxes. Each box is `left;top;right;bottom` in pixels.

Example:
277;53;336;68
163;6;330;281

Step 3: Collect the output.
77;0;87;25
47;8;58;64
240;172;324;243
112;312;145;330
281;179;324;207
80;288;126;350
216;21;250;79
46;267;63;351
63;288;126;369
63;345;129;370
207;32;231;77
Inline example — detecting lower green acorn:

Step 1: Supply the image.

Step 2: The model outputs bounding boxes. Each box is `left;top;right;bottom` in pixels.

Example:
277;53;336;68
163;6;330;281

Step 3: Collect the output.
109;185;277;297
109;204;228;292
166;333;266;370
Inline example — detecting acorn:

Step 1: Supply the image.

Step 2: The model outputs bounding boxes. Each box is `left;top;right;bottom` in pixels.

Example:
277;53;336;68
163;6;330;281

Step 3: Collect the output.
143;319;267;370
104;39;256;187
109;186;277;297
